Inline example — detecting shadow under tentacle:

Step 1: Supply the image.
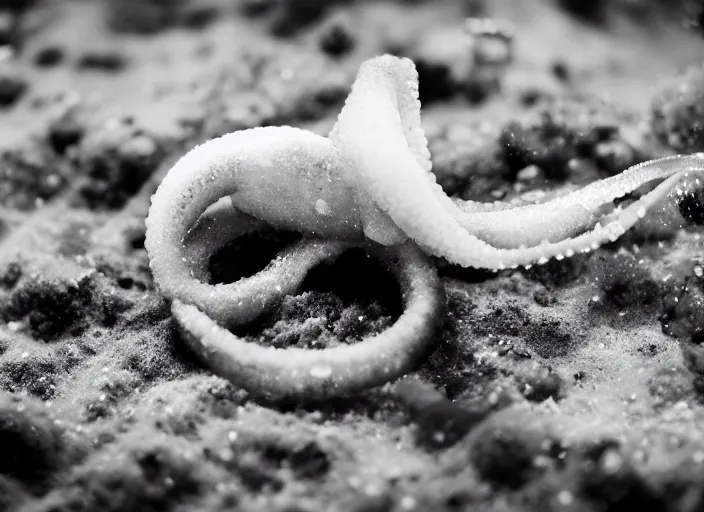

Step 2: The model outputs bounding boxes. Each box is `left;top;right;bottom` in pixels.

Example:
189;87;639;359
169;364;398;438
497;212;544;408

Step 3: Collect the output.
175;203;446;401
173;237;444;402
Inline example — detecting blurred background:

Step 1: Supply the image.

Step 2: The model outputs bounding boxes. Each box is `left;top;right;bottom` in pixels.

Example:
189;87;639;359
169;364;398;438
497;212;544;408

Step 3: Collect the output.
0;0;703;210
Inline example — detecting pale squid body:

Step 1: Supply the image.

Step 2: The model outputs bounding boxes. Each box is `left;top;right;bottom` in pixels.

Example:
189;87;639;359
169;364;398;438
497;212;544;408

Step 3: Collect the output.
145;54;704;401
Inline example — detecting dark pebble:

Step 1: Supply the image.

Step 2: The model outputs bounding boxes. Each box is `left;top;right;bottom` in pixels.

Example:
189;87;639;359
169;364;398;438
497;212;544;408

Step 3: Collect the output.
500;101;621;181
77;51;127;72
678;187;704;225
551;60;570;82
395;379;486;450
514;364;564;402
590;252;660;310
48;115;84;155
661;276;704;340
0;261;21;288
533;288;557;307
578;445;667;512
0;73;26;107
78;124;163;210
415;58;455;104
680;330;704;378
557;0;607;23
269;0;328;37
413;399;486;449
0;393;80;490
181;5;218;30
4;274;95;340
341;491;393;512
320;23;355;58
240;0;275;17
469;410;555;489
33;45;65;68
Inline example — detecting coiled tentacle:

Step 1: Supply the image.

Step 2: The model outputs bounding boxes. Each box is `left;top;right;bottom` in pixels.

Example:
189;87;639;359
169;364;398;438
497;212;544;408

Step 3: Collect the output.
145;126;361;326
173;241;444;402
331;55;704;268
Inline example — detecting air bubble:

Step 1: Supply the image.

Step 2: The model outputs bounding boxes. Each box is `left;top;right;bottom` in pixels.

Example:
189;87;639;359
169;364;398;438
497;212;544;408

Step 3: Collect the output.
315;199;331;216
309;365;333;379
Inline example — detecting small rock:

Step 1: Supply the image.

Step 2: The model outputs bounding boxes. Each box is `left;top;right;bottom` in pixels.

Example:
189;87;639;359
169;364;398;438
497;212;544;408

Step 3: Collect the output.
269;0;329;37
78;120;164;209
469;409;556;488
0;393;82;488
500;100;621;180
557;0;607;23
533;288;557;307
516;164;543;182
551;60;570;82
0;71;26;107
589;252;660;310
319;23;355;58
105;0;186;34
33;44;65;68
48;114;84;155
594;139;635;174
181;5;218;30
680;331;704;377
240;0;274;17
514;364;564;402
77;50;127;72
678;185;704;225
395;379;486;449
414;58;455;104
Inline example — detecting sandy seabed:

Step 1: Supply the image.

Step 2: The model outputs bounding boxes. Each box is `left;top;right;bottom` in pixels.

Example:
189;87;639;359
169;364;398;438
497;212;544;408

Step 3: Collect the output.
1;0;704;511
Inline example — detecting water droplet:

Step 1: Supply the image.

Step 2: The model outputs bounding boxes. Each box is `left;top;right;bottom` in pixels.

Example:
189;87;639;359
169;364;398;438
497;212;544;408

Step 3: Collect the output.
400;495;417;510
432;431;446;444
315;199;331;216
557;490;574;506
309;365;332;379
601;450;623;473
